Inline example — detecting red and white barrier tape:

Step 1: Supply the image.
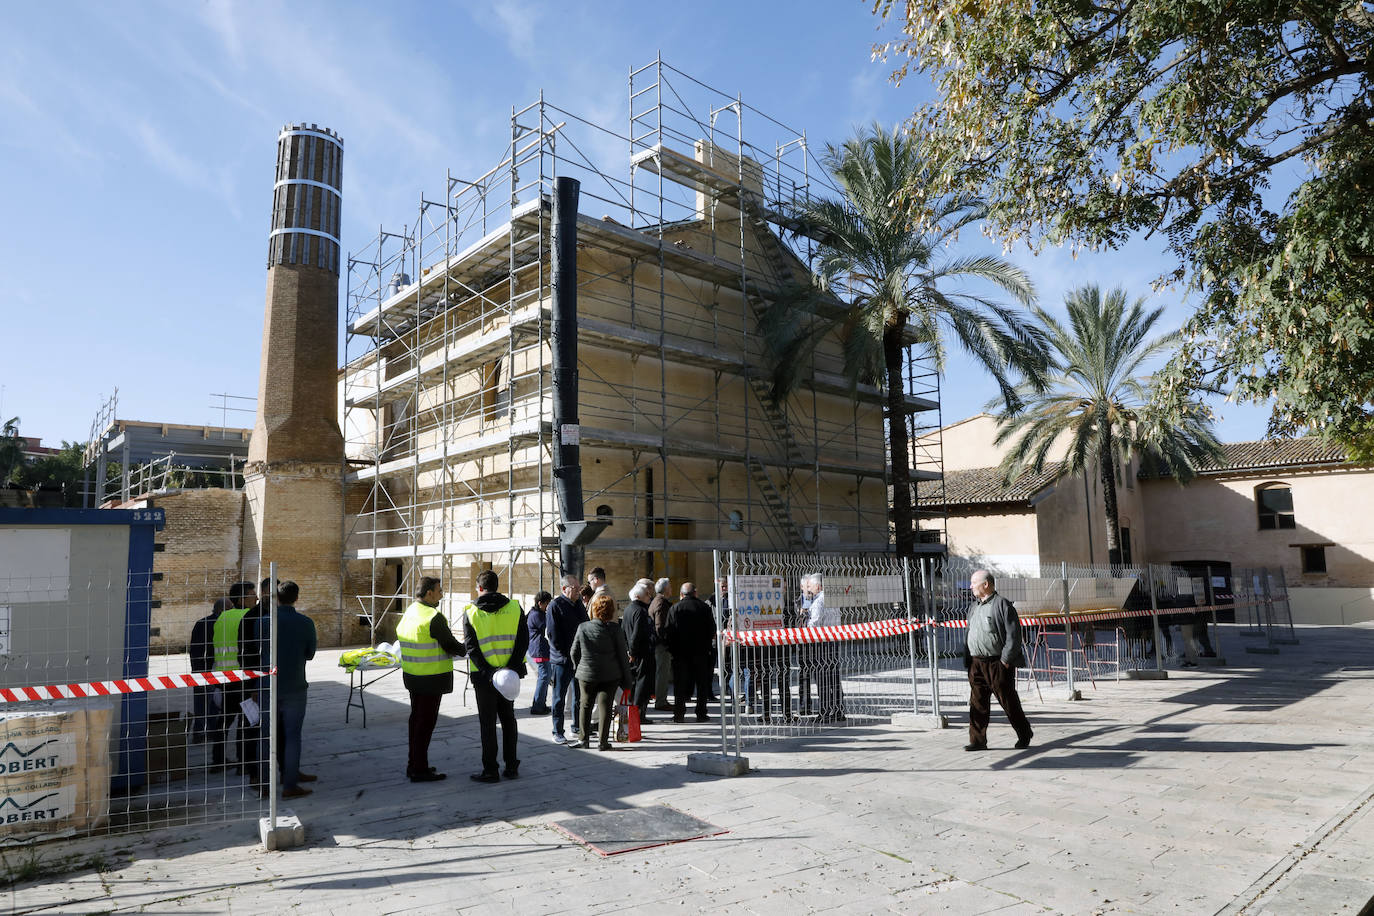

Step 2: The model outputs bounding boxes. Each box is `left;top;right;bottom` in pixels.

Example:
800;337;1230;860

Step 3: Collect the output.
721;600;1262;646
0;668;272;704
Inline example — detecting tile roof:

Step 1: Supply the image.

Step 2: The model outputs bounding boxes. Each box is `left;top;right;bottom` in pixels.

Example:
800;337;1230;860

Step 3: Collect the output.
1138;437;1359;478
919;462;1064;508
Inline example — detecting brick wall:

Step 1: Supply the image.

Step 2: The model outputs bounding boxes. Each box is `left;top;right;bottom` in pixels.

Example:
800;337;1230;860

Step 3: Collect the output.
147;488;246;651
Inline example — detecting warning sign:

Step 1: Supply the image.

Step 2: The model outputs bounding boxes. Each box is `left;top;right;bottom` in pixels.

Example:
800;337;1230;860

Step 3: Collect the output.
729;575;787;630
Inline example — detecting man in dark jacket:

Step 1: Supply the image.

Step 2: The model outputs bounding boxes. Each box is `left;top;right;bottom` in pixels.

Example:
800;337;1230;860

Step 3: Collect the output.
526;591;553;715
664;582;716;723
462;570;529;782
962;569;1033;751
250;580;318;798
546;575;588;743
189;596;228;762
396;577;466;782
648;578;674;711
624;579;657;725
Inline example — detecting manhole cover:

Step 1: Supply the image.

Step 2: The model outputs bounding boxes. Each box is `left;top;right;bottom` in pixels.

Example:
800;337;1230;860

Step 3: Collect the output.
551;804;727;856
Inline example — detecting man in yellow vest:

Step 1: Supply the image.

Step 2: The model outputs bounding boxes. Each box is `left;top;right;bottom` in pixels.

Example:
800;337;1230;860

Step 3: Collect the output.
463;570;528;782
395;576;466;782
211;581;257;785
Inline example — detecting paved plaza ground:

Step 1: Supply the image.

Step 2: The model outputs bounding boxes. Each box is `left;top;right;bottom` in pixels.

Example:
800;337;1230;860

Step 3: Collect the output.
6;624;1374;914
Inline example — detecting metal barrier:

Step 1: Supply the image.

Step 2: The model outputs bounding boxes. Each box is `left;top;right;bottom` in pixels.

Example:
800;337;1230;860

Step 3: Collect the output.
0;566;276;845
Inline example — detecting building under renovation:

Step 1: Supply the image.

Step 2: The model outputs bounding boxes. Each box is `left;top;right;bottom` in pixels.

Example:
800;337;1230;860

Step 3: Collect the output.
341;60;948;632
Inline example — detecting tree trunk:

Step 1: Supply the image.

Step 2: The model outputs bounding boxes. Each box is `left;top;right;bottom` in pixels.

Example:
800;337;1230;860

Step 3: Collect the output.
884;316;915;559
1098;419;1123;571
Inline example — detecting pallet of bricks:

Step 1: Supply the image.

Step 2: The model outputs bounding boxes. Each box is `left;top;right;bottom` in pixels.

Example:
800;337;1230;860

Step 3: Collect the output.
0;700;113;844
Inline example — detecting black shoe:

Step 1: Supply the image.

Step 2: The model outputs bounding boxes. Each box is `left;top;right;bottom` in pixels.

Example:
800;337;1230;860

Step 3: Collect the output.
410;770;446;783
503;762;520;779
405;765;437;779
296;772;318;783
707;695;720;702
964;742;987;752
696;715;711;723
597;743;612;751
639;715;655;726
1014;731;1033;750
470;771;500;784
529;706;551;716
672;715;685;723
653;704;673;712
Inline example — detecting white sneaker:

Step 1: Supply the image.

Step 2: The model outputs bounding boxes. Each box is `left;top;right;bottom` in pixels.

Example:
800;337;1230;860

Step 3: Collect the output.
552;733;566;744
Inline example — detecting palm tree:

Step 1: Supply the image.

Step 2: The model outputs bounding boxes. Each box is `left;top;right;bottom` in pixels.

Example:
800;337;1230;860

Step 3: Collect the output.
0;417;24;488
993;285;1224;566
764;124;1048;558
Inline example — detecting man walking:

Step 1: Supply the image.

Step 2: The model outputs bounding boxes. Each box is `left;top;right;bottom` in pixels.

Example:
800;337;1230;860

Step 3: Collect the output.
396;577;465;782
462;570;528;782
547;575;588;743
649;578;674;712
664;582;715;723
963;569;1033;751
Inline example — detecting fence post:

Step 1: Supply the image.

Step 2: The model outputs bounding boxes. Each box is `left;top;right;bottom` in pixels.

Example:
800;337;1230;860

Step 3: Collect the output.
259;562;303;849
268;564;278;825
728;549;742;757
1272;566;1300;644
923;559;946;726
903;557;919;717
713;549;727;758
687;550;749;776
1061;561;1081;700
1151;565;1165;672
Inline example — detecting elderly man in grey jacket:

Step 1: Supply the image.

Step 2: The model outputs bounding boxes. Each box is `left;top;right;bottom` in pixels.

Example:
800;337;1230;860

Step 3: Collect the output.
962;569;1033;751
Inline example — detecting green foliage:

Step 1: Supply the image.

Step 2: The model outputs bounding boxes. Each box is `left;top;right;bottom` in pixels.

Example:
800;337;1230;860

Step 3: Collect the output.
766;124;1047;556
875;0;1374;449
0;417;22;487
994;285;1223;563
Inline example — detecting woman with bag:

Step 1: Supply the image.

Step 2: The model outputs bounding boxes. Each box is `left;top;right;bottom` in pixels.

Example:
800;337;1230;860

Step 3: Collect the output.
569;594;632;750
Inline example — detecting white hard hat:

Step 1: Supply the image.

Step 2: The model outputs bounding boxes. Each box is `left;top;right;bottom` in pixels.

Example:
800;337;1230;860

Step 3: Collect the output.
492;668;520;701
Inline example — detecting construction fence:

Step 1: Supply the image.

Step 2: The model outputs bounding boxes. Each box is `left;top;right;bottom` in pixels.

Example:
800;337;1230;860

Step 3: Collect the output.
706;551;1289;754
0;566;296;847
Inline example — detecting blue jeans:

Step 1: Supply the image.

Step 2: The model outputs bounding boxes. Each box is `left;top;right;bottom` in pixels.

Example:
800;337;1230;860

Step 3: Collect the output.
531;660;552;710
276;691;307;790
551;660;580;737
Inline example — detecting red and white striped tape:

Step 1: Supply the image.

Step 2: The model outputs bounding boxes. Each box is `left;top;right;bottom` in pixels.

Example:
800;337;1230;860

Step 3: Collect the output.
721;600;1261;646
0;668;271;705
722;618;920;647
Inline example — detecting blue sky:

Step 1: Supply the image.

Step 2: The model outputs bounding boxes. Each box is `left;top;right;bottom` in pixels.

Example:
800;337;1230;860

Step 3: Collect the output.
0;0;1272;446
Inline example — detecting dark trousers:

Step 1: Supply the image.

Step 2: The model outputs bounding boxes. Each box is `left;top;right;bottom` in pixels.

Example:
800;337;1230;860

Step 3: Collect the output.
578;678;619;747
967;656;1032;746
673;652;713;719
630;654;655;713
473;678;519;774
407;692;442;774
551;660;580;737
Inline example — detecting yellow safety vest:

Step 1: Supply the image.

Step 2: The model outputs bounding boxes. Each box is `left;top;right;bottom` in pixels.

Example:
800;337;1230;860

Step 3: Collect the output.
395;601;454;677
465;598;521;672
212;607;252;671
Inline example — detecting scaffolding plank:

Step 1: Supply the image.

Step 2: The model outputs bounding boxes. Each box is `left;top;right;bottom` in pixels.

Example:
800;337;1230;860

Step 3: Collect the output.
345;418;548;483
349;536;544;561
344;304;546;409
350;198;546;338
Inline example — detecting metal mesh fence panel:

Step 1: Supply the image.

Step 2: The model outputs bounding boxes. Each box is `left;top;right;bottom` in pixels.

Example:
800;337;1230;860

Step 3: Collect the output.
0;568;271;845
712;551;934;748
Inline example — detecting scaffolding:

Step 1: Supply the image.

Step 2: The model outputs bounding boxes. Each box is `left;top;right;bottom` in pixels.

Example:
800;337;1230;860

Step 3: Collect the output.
341;58;945;632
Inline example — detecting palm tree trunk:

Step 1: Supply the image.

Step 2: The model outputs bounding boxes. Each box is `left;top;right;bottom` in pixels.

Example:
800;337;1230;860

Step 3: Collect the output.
884;316;916;558
1098;419;1123;570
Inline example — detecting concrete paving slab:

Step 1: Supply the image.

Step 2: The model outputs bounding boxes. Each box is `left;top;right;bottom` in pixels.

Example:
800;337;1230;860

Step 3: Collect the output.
5;624;1374;913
